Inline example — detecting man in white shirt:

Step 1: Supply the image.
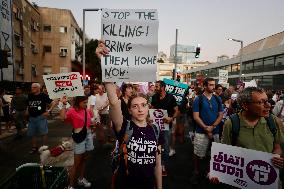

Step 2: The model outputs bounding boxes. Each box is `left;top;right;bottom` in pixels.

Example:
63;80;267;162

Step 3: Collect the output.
95;84;112;143
273;98;284;124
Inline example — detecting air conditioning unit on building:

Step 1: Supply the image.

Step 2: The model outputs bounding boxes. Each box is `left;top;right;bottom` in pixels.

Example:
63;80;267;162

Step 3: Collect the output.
18;40;24;48
36;23;40;30
32;48;38;54
16;11;23;21
59;51;67;57
32;24;37;31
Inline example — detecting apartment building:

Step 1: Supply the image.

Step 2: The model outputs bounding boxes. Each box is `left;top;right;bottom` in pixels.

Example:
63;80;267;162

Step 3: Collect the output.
12;0;41;83
1;0;82;84
39;7;82;76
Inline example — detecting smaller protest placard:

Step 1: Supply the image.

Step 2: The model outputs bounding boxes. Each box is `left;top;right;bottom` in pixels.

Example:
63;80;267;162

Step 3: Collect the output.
43;72;84;99
163;78;189;105
231;93;238;101
210;142;279;189
149;109;169;131
244;79;257;88
218;69;228;84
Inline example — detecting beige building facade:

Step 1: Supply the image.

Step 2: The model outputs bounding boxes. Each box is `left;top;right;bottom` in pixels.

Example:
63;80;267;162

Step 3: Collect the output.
7;0;82;84
39;7;82;76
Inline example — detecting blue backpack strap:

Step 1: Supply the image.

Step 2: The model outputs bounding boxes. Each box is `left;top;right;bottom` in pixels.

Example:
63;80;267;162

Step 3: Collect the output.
124;120;133;144
265;114;277;143
229;114;240;146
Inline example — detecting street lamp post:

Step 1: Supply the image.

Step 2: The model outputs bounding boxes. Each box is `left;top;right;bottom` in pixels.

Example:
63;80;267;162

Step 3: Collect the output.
173;29;178;80
228;38;243;80
83;9;100;81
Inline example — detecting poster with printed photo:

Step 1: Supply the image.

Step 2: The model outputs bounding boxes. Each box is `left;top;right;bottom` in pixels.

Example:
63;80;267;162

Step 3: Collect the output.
149;109;169;131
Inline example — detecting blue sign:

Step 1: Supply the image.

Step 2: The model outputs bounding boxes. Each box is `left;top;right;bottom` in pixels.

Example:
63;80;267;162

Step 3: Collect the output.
163;78;189;105
83;80;89;86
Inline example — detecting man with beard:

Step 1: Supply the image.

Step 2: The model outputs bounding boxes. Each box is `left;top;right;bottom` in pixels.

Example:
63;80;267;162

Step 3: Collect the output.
190;78;223;185
151;80;179;176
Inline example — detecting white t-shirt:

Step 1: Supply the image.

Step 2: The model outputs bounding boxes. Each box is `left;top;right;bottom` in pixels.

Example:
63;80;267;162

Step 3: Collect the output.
87;95;96;109
95;93;109;114
273;100;284;123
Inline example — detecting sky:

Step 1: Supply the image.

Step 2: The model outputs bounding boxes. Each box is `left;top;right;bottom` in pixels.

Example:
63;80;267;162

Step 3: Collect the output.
31;0;284;62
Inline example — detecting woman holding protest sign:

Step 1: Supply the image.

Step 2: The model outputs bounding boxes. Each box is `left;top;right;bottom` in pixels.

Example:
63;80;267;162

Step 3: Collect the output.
96;41;163;189
59;96;94;189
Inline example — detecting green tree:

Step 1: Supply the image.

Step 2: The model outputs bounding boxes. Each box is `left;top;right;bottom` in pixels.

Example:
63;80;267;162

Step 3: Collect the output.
78;39;102;82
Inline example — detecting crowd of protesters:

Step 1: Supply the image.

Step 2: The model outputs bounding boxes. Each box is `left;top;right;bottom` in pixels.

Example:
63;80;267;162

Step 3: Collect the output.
2;42;284;189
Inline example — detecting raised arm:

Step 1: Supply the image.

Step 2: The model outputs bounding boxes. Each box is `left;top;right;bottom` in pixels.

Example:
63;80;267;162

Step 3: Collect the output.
105;83;123;132
95;41;123;132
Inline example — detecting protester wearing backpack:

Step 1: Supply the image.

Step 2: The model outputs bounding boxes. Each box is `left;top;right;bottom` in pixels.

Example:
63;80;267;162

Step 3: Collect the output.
96;42;163;189
190;78;224;185
210;87;284;188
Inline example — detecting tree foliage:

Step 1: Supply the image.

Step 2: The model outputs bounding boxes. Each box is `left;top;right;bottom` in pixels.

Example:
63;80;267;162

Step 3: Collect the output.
78;39;102;81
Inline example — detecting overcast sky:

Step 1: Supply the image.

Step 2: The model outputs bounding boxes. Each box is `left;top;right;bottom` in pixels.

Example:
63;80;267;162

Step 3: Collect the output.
31;0;284;62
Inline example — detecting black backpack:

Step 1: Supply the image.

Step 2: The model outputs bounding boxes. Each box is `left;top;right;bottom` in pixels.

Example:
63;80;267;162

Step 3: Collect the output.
229;113;277;146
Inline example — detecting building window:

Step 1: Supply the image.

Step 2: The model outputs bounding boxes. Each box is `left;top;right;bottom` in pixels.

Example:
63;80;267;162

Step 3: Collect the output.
31;43;38;54
60;67;69;73
275;55;284;67
244;62;253;70
31;64;37;77
254;59;263;70
263;57;274;70
31;19;38;31
43;66;52;75
60;26;67;33
43;25;51;32
14;34;22;47
262;75;273;88
232;63;240;72
43;46;52;53
60;47;67;57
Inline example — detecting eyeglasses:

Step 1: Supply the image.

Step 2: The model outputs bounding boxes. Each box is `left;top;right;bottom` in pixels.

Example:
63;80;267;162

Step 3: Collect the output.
249;99;269;106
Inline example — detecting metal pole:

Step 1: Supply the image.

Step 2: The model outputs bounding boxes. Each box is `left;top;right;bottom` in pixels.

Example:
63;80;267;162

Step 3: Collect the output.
174;29;178;80
82;8;100;81
239;41;243;81
83;9;86;81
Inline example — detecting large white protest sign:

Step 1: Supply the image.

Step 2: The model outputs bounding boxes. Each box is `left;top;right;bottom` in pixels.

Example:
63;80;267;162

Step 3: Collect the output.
149;109;169;131
218;69;228;84
43;72;84;99
101;9;159;82
210;142;279;189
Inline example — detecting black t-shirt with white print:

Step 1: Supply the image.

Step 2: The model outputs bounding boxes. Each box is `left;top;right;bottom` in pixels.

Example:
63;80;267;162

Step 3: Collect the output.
28;93;52;117
117;118;163;180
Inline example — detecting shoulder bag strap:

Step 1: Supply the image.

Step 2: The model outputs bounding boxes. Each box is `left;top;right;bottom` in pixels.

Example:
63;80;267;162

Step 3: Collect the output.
84;109;87;128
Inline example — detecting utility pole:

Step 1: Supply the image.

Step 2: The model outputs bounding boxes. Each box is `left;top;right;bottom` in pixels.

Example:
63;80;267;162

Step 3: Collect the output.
173;29;178;80
83;9;100;81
